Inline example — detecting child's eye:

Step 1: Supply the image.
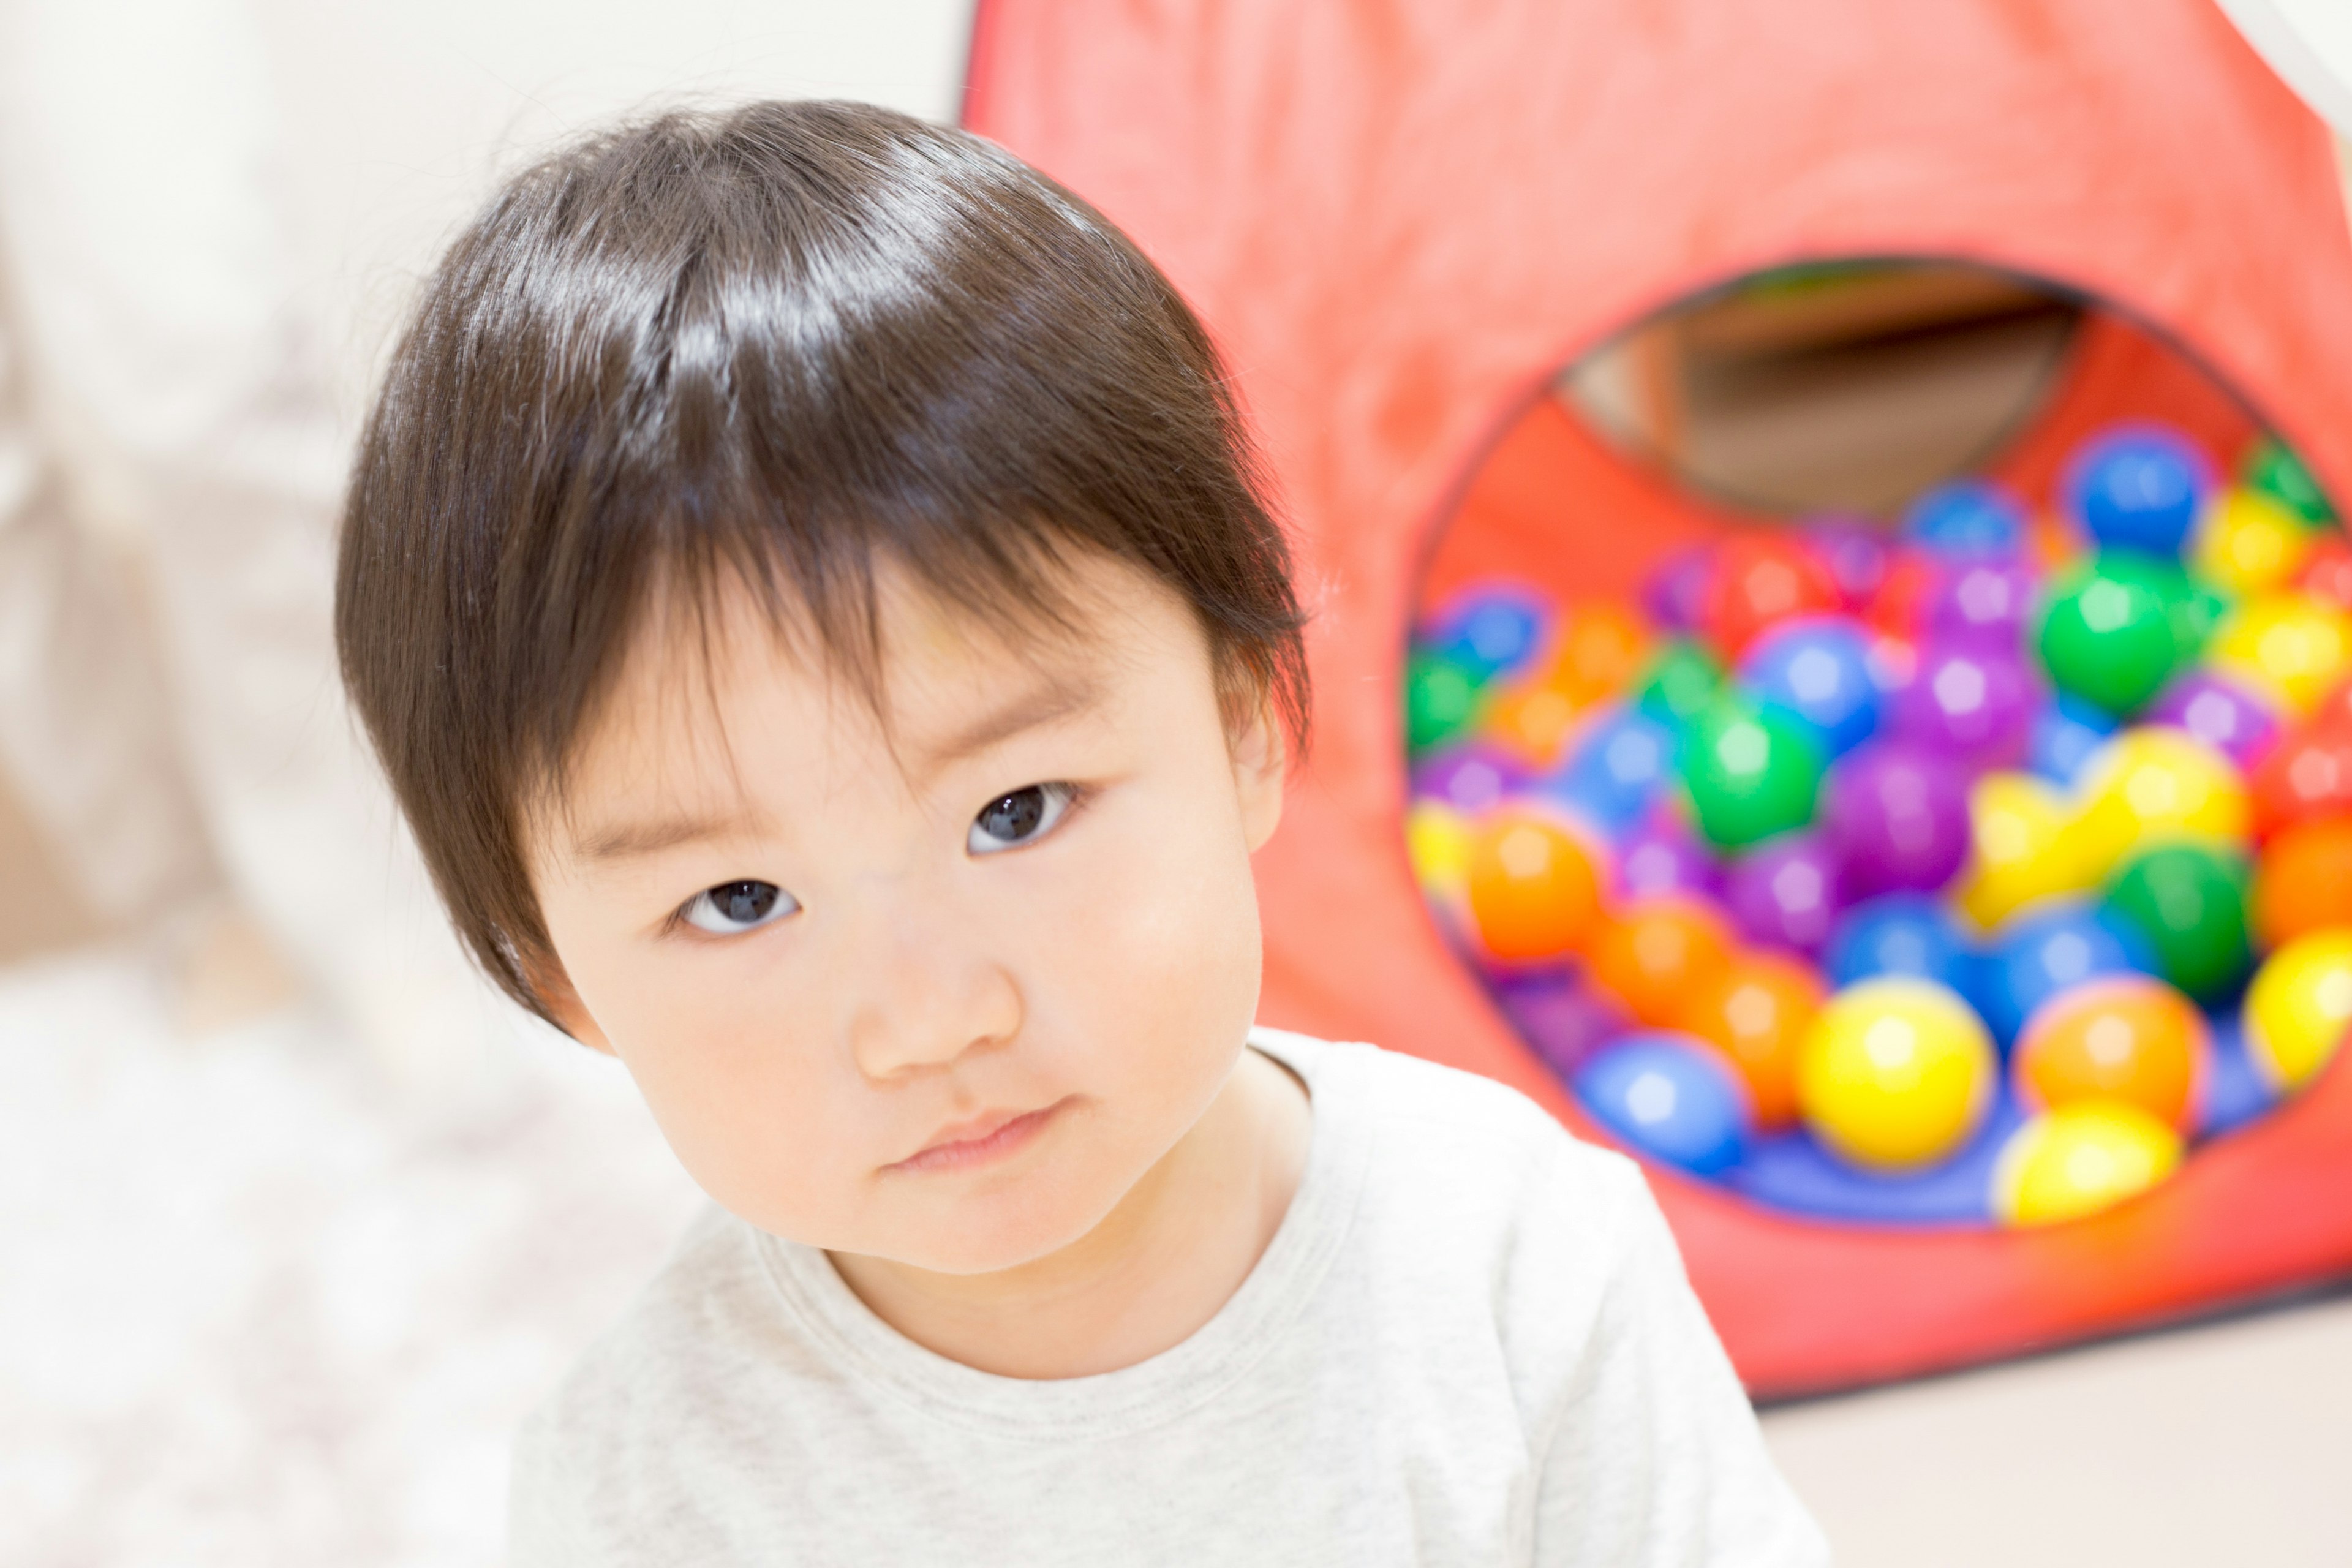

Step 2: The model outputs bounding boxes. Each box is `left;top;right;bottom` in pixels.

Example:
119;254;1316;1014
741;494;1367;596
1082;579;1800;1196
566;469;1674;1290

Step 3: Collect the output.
679;880;799;935
968;782;1079;855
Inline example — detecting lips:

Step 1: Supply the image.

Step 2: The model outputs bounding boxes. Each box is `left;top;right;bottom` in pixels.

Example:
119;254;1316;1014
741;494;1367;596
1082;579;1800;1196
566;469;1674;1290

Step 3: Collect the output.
886;1098;1071;1174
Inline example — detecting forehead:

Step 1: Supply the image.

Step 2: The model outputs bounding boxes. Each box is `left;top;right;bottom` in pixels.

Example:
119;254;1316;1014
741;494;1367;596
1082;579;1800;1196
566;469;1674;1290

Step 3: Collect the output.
543;549;1204;832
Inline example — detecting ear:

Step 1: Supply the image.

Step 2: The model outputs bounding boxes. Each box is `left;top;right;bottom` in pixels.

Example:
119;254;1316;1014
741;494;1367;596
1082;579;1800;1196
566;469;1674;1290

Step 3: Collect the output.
524;948;618;1055
1230;694;1289;853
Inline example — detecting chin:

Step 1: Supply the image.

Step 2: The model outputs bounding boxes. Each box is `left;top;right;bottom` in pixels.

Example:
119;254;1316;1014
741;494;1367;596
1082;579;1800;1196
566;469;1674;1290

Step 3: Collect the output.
892;1167;1134;1277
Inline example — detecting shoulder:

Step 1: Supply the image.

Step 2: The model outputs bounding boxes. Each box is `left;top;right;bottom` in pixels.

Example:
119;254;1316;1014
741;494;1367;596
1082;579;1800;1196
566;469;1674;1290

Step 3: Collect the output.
508;1205;802;1561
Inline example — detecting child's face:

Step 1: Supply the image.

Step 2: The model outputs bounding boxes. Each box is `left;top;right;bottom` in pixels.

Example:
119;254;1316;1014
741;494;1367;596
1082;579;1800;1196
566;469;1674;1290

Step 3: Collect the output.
527;552;1287;1275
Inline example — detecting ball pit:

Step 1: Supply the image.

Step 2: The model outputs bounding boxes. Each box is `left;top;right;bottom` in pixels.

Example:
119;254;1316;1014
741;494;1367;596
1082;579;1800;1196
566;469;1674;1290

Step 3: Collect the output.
1406;420;2352;1228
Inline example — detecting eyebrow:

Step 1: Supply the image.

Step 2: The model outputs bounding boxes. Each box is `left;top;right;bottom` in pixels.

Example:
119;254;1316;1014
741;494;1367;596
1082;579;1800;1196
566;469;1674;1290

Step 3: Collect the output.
568;671;1105;866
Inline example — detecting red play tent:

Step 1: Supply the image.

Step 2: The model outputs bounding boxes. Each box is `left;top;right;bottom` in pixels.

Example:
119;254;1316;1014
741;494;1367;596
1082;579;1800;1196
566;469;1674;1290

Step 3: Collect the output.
964;0;2352;1396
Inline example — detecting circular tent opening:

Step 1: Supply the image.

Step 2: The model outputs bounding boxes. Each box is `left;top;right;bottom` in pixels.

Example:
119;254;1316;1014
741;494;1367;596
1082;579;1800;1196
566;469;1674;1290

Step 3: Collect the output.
1404;258;2350;1230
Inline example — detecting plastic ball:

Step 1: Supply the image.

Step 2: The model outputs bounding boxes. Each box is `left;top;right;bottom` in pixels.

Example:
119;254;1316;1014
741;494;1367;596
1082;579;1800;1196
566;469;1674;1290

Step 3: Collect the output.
2064;423;2207;557
1802;517;1891;606
1738;617;1882;757
1927;557;2038;647
2144;670;2280;769
1904;481;2026;560
1822;741;1972;896
1465;809;1603;964
2293;533;2352;614
1642;546;1714;633
1573;1034;1752;1175
1432;584;1550;679
2204;590;2352;717
2242;435;2335;526
1411;742;1525;815
1677;700;1826;850
2100;843;2252;1005
2027;692;2119;787
1824;893;1976;995
1892;641;2037;766
1481;676;1584;771
1614;817;1722;902
1406;650;1486;752
2013;975;2209;1129
2035;554;2184;717
2253;818;2352;948
1722;832;1843;955
1979;905;2146;1046
1588;897;1736;1027
1544;707;1677;834
1954;771;2094;932
1493;968;1627;1080
2248;715;2352;835
1991;1102;2183;1226
2192;487;2312;597
1798;978;1996;1171
1635;640;1726;731
1864;551;1942;644
1405;800;1475;908
1548;600;1653;704
2072;727;2248;882
1702;535;1844;659
2242;928;2352;1091
1677;951;1823;1130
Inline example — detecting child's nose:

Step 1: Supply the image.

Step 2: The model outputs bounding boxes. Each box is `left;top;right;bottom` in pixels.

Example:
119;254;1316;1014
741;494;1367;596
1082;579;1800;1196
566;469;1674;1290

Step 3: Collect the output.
840;895;1023;1082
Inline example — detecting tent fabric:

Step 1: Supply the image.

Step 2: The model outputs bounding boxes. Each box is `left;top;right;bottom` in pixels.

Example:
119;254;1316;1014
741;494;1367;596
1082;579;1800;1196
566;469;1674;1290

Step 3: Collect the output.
965;0;2352;1395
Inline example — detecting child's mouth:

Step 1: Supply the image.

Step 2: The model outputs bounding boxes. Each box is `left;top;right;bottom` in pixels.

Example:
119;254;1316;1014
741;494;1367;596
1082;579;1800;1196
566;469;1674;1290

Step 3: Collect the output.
886;1097;1076;1174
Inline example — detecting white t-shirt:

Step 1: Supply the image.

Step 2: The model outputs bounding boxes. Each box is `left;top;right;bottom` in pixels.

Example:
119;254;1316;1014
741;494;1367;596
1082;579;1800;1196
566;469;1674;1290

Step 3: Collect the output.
511;1028;1831;1566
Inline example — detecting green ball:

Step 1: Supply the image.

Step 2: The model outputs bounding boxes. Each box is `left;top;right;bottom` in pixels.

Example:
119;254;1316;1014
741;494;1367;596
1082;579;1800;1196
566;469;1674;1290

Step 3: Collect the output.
2244;435;2335;526
1406;650;1483;753
2035;553;2183;717
1678;699;1824;850
1635;640;1724;731
2165;578;2233;665
2100;843;2252;1005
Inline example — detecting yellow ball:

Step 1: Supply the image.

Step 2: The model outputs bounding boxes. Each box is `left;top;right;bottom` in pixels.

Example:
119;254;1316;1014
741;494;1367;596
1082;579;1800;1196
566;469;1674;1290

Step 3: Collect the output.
2192;486;2312;596
1406;799;1476;910
1798;978;1996;1171
2071;727;2248;883
1953;772;2094;932
1991;1102;2183;1226
2242;927;2352;1092
2206;590;2352;717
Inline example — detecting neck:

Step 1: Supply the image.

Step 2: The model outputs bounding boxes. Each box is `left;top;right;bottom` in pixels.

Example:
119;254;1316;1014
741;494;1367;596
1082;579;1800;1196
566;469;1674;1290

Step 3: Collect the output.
829;1046;1311;1379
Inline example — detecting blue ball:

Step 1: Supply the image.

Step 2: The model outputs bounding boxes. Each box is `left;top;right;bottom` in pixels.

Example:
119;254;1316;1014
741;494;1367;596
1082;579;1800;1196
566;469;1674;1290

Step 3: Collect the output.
1433;587;1548;680
1573;1035;1750;1175
1542;706;1676;834
2027;692;2119;787
1823;893;1975;995
1903;481;2025;559
1738;617;1882;758
1980;905;2146;1046
2065;425;2207;559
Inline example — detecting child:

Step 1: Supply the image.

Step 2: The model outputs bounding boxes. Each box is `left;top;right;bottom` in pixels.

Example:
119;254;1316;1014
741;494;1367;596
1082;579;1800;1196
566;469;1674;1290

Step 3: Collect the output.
335;100;1831;1565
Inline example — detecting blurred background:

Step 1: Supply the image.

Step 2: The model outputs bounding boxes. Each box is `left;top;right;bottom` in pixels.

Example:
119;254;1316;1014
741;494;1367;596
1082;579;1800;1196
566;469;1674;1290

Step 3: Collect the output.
3;2;2351;1564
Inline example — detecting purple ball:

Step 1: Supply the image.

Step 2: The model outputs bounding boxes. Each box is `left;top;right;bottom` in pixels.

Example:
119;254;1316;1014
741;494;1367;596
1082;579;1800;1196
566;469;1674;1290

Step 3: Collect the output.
1926;559;2038;648
1801;516;1891;607
1643;546;1713;634
1614;816;1723;902
2146;671;2282;768
1411;742;1526;815
1893;642;2037;766
1723;833;1844;955
1825;741;1972;896
1491;968;1630;1080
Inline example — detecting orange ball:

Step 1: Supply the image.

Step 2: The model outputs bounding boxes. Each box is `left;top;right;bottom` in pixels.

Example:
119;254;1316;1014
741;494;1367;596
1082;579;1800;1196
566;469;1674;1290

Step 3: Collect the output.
2012;976;2209;1130
1676;950;1823;1129
2255;817;2352;948
1482;679;1585;770
1466;810;1602;963
1588;897;1735;1027
1551;600;1653;703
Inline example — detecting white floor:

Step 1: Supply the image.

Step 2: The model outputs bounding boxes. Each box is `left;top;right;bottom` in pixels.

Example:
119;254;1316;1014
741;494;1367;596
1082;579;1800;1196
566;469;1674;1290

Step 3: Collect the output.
3;945;2346;1566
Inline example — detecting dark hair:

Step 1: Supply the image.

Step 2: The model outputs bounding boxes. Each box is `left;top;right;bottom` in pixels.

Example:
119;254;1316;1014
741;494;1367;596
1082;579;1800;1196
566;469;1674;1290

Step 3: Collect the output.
334;100;1309;1025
